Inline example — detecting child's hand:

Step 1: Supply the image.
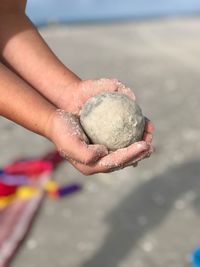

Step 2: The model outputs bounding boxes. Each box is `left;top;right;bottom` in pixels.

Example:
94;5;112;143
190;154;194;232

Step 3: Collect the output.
49;110;109;165
72;118;154;174
60;78;153;162
48;109;152;175
57;78;136;114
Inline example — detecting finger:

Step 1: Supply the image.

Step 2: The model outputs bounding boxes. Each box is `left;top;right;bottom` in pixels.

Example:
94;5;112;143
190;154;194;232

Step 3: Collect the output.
80;79;135;104
107;143;154;171
60;142;108;165
80;79;119;100
69;159;119;175
142;118;154;143
70;141;149;175
143;132;153;144
98;141;149;168
125;149;153;167
69;160;97;176
144;118;154;134
71;149;146;175
55;111;108;164
115;80;136;100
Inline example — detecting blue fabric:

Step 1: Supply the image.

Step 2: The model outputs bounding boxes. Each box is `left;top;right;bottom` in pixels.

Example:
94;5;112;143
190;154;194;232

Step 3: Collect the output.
192;248;200;267
26;0;200;26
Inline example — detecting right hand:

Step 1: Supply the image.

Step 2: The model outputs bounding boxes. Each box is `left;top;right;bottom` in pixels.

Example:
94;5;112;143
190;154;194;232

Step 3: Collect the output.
48;109;153;175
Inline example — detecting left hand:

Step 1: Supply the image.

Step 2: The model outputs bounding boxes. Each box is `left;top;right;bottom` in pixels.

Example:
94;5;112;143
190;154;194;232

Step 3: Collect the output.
57;78;136;114
54;78;154;174
69;118;154;174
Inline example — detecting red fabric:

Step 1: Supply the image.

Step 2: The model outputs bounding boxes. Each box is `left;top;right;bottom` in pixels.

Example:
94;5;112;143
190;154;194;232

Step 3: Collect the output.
0;151;63;267
0;183;17;197
4;160;53;176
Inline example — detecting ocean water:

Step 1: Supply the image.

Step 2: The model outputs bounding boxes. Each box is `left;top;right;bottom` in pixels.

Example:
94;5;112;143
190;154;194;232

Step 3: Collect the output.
26;0;200;26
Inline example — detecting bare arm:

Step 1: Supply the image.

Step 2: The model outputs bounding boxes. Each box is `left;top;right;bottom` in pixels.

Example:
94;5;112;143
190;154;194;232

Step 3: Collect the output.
0;62;56;137
0;0;154;174
0;0;80;108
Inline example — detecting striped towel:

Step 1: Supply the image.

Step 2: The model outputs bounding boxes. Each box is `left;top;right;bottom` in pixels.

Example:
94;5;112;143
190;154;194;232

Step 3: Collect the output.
0;152;62;267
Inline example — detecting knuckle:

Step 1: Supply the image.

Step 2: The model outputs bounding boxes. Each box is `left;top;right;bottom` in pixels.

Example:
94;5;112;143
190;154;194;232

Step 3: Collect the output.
83;154;95;164
83;150;99;164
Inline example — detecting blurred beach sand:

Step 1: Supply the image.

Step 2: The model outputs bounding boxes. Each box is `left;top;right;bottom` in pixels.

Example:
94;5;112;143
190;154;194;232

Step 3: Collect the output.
1;17;200;267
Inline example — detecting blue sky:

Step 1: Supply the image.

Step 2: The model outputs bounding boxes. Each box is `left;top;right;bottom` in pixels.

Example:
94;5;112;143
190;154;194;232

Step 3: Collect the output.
26;0;200;25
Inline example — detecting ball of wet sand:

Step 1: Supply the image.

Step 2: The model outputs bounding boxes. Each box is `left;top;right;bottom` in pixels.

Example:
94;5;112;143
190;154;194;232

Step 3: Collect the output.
80;92;145;151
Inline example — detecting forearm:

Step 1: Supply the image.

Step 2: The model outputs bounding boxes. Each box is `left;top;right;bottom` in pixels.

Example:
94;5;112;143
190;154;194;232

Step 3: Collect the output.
0;9;80;107
0;63;56;138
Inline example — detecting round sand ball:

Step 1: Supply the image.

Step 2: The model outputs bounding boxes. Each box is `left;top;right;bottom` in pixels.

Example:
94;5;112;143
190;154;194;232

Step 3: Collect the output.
80;92;145;151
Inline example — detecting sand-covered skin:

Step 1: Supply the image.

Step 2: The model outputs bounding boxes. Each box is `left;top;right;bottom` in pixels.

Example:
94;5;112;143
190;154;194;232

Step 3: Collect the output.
80;92;145;151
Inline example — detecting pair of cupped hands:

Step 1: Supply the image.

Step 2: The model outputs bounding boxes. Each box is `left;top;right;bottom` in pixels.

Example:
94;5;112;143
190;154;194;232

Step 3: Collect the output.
49;78;154;175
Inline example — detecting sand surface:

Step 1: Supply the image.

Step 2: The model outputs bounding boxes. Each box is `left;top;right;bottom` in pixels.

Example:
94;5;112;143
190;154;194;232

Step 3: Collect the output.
1;17;200;267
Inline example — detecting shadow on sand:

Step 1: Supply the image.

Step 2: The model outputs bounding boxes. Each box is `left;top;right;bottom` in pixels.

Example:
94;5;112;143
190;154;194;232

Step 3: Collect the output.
81;160;200;267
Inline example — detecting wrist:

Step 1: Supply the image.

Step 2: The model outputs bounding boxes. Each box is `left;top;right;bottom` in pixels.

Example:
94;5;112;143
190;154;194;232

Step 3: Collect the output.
43;108;58;141
54;78;82;112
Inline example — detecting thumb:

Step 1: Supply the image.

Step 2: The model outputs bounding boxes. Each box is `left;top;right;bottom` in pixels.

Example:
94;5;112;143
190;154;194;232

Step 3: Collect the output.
61;142;108;164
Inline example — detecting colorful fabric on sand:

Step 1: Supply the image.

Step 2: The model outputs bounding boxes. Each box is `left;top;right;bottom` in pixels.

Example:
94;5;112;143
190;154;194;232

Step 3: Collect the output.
0;151;81;267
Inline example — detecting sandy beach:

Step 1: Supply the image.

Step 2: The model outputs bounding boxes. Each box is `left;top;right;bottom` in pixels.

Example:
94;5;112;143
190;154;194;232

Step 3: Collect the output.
1;16;200;267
